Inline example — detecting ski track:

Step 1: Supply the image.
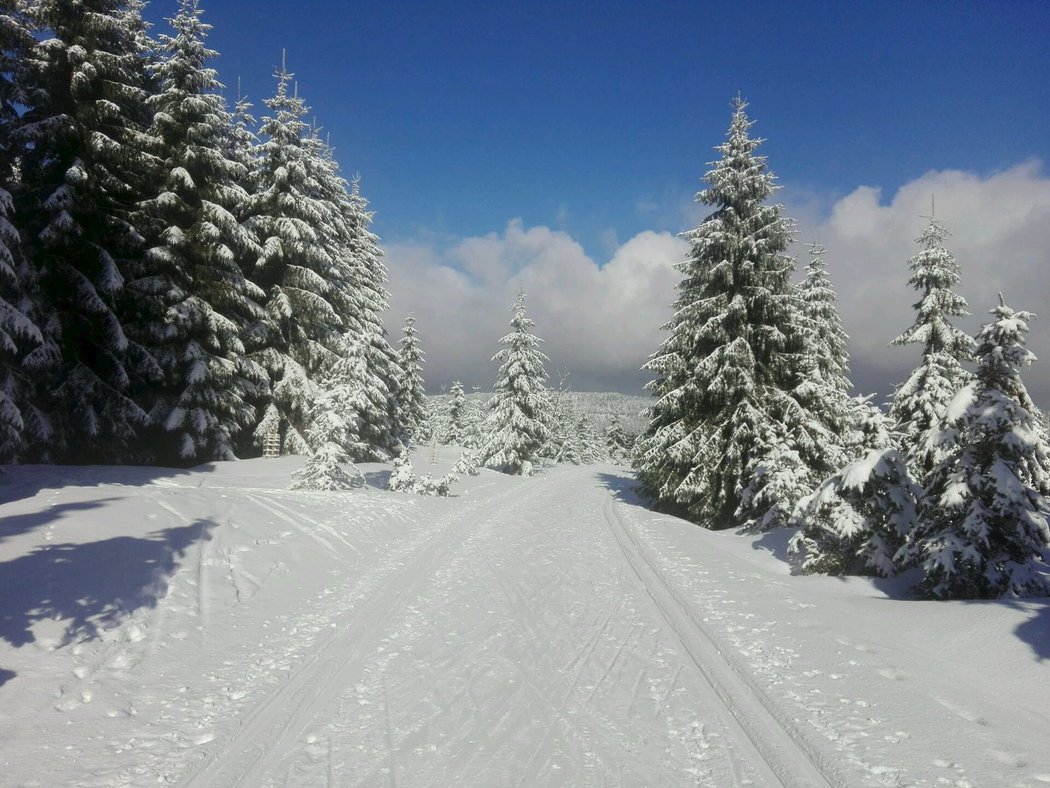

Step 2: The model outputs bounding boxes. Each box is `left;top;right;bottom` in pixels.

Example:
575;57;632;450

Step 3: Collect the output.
12;462;1036;787
276;467;770;787
177;477;539;787
601;491;840;788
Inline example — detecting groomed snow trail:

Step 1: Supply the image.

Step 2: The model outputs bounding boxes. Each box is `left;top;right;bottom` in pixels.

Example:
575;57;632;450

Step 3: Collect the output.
602;493;838;787
178;476;539;787
178;464;839;788
9;459;1047;786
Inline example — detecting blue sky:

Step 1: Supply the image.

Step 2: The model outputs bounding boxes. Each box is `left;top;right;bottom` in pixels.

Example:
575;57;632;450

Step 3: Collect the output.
143;0;1050;398
146;0;1050;256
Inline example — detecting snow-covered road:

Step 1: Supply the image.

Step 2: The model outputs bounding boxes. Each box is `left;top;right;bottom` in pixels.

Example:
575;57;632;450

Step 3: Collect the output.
2;456;1049;786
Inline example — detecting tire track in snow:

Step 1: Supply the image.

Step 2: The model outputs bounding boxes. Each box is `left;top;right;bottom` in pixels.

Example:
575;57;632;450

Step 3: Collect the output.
602;492;841;788
176;478;537;788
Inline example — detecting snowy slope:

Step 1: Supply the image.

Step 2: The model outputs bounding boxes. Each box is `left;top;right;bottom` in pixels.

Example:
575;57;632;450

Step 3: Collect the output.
1;453;1049;786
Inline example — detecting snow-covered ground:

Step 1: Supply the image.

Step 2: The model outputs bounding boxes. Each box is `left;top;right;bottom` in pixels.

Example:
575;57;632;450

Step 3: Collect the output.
1;450;1048;787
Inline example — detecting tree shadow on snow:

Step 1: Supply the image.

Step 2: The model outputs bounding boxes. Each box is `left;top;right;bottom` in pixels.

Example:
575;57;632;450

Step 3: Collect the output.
363;470;392;490
1009;600;1050;661
596;471;649;510
0;497;123;544
0;519;215;649
0;667;14;686
0;464;208;510
749;528;795;563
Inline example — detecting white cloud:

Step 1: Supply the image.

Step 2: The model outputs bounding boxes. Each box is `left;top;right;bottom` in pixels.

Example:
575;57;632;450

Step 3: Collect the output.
385;161;1050;409
792;160;1050;407
385;220;686;393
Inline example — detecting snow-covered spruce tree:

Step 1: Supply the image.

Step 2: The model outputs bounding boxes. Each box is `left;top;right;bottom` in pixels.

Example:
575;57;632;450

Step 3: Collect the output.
129;0;267;464
605;416;634;464
292;338;384;489
302;130;402;456
889;217;975;483
460;388;486;449
574;413;606;464
227;87;259;193
16;0;160;463
241;61;346;455
290;397;364;490
795;242;853;446
0;186;43;464
477;293;551;475
438;380;467;445
314;336;395;463
0;2;49;464
541;375;578;462
789;396;919;577
395;314;427;441
635;97;831;529
903;297;1050;599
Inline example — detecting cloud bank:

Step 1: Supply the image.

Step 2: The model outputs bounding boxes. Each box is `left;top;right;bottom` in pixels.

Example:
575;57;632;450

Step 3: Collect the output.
385;221;686;393
385;161;1050;409
794;160;1050;406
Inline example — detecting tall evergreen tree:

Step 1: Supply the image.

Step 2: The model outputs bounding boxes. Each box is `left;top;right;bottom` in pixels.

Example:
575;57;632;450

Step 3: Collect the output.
634;97;827;529
291;338;377;489
439;380;467;445
242;59;344;454
341;174;402;452
395;314;427;441
903;297;1050;599
227;85;258;192
0;184;41;463
0;1;48;463
478;293;551;475
16;0;160;462
605;416;634;464
130;0;266;464
889;217;975;482
795;241;853;454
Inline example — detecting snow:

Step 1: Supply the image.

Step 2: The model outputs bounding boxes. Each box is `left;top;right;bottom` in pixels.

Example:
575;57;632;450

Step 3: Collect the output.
2;453;1049;786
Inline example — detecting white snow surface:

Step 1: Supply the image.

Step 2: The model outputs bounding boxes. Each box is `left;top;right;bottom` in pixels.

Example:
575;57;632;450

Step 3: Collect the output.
1;450;1049;787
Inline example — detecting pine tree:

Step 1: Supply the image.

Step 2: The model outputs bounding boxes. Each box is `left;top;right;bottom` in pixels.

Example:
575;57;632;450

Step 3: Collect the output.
795;242;853;450
16;0;161;463
0;185;42;464
242;59;343;454
343;175;402;452
605;416;634;464
574;413;605;464
541;376;577;461
318;336;395;463
227;87;259;193
0;2;47;463
395;314;427;441
460;388;486;449
635;97;826;529
130;0;266;464
478;293;551;475
439;380;467;445
294;337;385;488
889;217;975;482
790;397;919;577
904;297;1050;599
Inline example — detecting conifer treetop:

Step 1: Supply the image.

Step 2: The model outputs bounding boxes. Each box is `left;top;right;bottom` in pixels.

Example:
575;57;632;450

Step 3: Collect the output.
891;217;974;361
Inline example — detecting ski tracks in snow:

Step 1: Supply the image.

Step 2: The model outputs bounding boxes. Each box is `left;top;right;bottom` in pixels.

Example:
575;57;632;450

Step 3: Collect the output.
285;467;801;787
601;491;839;788
177;478;539;788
